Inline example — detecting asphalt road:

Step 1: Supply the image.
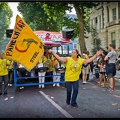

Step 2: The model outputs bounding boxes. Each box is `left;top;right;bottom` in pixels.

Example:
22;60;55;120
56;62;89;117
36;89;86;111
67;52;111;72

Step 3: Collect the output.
0;73;120;118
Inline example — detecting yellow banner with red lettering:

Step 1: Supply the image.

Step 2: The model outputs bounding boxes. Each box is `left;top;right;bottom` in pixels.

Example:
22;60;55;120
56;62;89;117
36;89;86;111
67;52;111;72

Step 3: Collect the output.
4;15;44;71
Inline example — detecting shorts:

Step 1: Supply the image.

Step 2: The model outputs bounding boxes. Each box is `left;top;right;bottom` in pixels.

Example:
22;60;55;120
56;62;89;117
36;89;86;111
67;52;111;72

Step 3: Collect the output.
107;73;115;78
105;63;116;78
100;72;106;74
82;66;89;75
95;73;99;79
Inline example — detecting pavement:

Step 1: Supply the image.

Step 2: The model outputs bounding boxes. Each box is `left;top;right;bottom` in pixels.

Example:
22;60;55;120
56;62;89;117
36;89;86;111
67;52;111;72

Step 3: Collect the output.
0;71;120;118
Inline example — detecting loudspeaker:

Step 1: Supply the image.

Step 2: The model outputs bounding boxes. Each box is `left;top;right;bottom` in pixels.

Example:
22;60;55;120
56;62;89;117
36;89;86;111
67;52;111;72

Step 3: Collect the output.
62;29;74;39
6;29;13;38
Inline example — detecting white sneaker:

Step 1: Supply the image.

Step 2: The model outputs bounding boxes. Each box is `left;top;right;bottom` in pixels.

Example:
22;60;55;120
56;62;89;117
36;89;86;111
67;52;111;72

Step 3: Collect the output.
9;84;12;86
20;87;23;89
83;81;85;84
42;85;44;88
53;84;55;86
21;87;24;89
57;84;60;87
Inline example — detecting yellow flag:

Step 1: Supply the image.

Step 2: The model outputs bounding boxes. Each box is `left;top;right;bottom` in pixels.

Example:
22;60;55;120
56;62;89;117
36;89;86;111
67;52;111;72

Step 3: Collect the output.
4;15;44;71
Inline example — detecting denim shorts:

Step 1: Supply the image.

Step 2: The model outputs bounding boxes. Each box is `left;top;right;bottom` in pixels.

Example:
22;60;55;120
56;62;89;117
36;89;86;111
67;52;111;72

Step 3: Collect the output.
105;63;116;78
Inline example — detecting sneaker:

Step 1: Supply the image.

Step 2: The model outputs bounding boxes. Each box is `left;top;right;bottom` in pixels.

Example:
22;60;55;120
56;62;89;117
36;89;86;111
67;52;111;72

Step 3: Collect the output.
9;84;12;86
4;92;8;94
20;87;24;89
83;81;86;84
53;84;55;87
21;87;24;89
57;84;60;87
71;104;78;107
66;102;70;105
42;85;44;88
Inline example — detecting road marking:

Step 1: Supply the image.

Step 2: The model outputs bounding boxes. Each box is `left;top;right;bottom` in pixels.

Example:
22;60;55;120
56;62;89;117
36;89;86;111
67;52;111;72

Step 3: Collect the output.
39;91;73;118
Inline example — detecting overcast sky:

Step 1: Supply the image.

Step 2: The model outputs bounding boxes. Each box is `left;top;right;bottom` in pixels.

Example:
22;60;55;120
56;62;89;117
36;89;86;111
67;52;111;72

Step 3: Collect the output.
8;2;22;29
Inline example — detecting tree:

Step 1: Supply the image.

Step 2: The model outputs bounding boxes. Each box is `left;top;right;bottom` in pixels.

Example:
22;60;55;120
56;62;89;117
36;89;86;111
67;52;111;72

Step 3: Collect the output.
0;2;12;42
41;2;99;53
17;2;100;54
17;2;64;32
29;22;36;31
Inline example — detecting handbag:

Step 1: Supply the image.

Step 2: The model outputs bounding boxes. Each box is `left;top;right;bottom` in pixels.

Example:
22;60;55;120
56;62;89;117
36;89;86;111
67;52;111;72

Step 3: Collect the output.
88;69;94;81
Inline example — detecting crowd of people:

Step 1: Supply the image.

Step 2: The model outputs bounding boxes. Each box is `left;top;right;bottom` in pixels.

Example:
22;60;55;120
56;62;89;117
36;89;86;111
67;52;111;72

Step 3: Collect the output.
0;43;119;107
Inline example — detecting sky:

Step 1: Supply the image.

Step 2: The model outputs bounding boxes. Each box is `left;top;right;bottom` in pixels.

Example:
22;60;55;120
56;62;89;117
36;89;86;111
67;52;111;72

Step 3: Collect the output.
8;2;22;29
8;2;76;29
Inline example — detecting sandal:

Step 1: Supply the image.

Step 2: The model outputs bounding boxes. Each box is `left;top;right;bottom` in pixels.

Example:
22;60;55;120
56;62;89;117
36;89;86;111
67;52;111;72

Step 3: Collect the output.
98;84;102;87
107;86;114;91
101;86;105;88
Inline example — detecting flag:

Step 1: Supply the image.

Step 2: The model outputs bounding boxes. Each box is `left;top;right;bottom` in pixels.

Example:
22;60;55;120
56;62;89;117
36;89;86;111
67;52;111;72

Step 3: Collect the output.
4;15;44;71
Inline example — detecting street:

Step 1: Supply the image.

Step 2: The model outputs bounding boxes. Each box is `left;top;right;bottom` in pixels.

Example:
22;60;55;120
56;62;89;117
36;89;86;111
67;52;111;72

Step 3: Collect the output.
0;71;120;118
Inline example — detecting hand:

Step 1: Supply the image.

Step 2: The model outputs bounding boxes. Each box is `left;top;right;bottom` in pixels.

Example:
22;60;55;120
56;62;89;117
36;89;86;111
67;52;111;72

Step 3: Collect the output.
48;49;52;53
96;49;103;56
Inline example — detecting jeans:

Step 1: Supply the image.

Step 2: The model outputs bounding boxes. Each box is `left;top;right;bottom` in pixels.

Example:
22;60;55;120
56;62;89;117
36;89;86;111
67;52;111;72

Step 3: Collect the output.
66;80;79;106
0;75;9;93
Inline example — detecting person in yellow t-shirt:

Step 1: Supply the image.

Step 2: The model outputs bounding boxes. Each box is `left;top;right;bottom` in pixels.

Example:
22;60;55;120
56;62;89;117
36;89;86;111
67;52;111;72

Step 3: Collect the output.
0;53;10;95
36;53;48;88
44;52;53;82
52;52;61;87
48;49;103;107
7;59;14;86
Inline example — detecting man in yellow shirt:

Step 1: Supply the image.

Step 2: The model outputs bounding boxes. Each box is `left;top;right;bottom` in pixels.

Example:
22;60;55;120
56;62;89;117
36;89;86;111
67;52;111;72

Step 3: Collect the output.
0;53;10;95
48;49;103;107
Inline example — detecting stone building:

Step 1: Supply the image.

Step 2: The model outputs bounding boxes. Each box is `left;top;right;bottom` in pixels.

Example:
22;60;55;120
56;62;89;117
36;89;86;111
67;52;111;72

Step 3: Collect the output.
86;2;120;55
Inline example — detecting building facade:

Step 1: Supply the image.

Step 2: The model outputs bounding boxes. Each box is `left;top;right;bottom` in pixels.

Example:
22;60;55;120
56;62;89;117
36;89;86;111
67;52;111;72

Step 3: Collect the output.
86;2;120;55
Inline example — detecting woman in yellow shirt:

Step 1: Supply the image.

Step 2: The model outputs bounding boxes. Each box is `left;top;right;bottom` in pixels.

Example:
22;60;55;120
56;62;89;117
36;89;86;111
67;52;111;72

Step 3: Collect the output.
0;53;10;95
48;49;103;107
52;53;61;87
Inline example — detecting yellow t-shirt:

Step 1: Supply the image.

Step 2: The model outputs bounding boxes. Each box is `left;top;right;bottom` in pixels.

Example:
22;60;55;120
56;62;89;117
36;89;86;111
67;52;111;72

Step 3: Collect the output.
38;56;47;66
44;58;53;72
52;56;59;71
65;57;84;82
0;58;9;76
85;55;89;59
7;60;13;70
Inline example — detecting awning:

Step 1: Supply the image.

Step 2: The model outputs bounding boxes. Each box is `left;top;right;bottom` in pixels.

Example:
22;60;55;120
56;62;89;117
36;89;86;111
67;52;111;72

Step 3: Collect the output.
34;30;71;47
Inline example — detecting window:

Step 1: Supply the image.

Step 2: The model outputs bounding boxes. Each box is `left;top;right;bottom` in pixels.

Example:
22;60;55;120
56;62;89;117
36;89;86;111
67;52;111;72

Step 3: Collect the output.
112;8;116;20
111;32;116;45
95;17;98;30
73;43;77;49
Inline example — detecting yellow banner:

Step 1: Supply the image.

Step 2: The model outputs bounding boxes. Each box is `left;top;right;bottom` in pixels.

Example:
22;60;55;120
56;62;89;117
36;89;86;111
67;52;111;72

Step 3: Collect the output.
4;15;44;71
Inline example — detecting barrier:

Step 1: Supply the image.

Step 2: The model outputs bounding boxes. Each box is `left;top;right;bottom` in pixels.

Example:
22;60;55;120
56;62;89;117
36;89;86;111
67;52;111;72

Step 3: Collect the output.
13;58;66;87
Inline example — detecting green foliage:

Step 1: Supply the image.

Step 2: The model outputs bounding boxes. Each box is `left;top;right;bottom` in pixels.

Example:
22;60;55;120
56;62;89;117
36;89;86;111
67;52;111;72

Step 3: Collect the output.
0;2;12;42
17;2;64;32
29;22;36;31
17;2;100;53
